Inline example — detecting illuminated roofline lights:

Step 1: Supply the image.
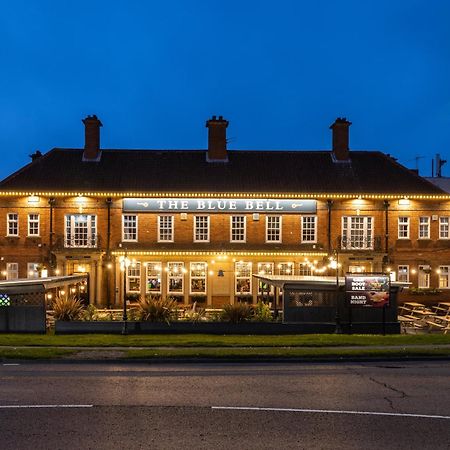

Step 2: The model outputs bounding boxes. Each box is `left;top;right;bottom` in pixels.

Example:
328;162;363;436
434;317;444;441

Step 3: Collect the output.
1;191;450;200
111;250;329;257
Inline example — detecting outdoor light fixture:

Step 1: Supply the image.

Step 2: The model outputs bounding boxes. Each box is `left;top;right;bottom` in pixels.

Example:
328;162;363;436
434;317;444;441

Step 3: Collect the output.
55;269;60;275
119;253;131;335
398;198;410;206
27;195;39;204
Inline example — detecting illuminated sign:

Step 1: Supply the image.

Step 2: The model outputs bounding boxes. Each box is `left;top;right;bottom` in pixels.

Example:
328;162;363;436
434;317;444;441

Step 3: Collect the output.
123;198;317;213
345;275;390;307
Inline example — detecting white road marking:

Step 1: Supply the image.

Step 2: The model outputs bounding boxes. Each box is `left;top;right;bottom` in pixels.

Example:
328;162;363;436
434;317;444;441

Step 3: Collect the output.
0;405;93;409
2;363;20;366
211;406;450;420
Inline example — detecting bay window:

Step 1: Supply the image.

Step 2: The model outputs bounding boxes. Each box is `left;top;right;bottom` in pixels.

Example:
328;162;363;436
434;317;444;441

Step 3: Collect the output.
341;216;373;249
65;215;97;248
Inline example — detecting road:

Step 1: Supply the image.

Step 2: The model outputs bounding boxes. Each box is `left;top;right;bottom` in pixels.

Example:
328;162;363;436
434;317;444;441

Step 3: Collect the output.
0;361;449;449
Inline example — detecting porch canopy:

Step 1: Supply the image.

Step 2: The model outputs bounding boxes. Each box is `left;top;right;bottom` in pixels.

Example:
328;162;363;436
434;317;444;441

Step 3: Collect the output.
0;275;88;294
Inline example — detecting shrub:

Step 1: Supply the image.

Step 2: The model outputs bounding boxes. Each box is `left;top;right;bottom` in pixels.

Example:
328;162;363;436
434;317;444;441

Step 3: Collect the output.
137;295;178;323
253;300;272;322
81;304;99;321
221;303;253;323
53;295;84;321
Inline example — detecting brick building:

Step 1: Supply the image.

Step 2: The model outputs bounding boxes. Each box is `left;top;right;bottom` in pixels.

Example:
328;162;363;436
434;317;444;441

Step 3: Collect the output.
0;115;448;307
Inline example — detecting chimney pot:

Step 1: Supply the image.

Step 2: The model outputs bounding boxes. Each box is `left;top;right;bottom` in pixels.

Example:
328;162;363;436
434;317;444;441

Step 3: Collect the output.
82;115;103;161
330;117;351;161
206;115;229;162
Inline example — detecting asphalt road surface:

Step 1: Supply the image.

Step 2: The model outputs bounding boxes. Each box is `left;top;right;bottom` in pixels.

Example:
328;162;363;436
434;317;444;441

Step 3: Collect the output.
0;360;449;449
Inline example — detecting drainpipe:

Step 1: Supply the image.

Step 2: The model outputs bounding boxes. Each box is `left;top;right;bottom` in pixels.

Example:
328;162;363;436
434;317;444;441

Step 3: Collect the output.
105;197;112;308
384;200;389;254
327;200;333;253
48;197;55;270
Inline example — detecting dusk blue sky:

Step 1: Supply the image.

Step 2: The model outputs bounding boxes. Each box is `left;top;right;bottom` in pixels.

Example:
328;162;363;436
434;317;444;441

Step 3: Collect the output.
1;0;450;181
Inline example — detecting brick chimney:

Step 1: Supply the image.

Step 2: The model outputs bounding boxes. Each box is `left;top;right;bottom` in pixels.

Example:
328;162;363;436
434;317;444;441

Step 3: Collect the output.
206;115;229;162
82;115;102;161
330;117;351;161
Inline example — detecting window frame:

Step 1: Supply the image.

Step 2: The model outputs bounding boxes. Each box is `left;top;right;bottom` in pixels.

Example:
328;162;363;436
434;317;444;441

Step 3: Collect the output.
6;262;19;280
438;265;450;289
418;216;430;240
341;216;374;249
257;262;274;295
265;215;282;243
418;265;430;289
158;215;174;243
397;265;409;283
122;214;138;242
167;262;185;295
145;262;162;294
301;215;317;243
398;216;410;240
7;213;19;237
65;214;97;248
193;215;210;243
235;261;252;295
190;262;207;295
439;217;449;240
27;213;40;237
230;216;246;243
126;261;141;294
27;262;39;279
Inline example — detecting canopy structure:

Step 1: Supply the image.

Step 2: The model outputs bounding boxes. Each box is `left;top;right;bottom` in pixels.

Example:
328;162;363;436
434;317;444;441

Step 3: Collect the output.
0;275;88;294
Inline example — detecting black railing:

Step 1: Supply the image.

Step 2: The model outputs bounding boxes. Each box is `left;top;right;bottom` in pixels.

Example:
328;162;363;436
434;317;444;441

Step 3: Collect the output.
338;235;382;251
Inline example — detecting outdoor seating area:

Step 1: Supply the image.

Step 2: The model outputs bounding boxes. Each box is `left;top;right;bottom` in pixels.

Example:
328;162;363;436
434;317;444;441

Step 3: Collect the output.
398;302;450;334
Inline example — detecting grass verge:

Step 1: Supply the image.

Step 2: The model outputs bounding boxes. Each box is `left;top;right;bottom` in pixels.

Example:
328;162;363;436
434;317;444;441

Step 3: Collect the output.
0;348;75;360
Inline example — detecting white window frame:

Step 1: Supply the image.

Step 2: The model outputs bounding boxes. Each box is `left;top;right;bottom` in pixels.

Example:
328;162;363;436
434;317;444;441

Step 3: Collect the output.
418;265;430;289
439;217;449;239
190;262;207;295
398;216;410;239
418;216;430;239
126;262;141;294
265;216;282;243
193;216;210;243
6;262;19;280
397;265;409;283
230;216;246;243
438;265;450;289
341;216;374;249
122;214;138;242
27;213;40;237
278;262;294;275
27;262;39;279
167;262;184;295
158;215;174;242
7;213;19;237
257;262;274;295
146;262;162;294
301;215;317;243
298;262;312;276
65;214;97;248
235;261;252;295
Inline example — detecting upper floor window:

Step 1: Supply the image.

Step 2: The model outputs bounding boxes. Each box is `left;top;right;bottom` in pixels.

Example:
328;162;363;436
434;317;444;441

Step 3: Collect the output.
146;262;162;294
158;216;174;242
122;215;138;242
65;215;97;248
439;217;449;239
342;216;373;249
418;216;430;239
439;266;450;289
397;265;409;283
230;216;246;242
398;217;410;239
194;216;210;242
7;213;18;236
6;262;19;280
301;216;317;243
28;214;40;236
266;216;281;242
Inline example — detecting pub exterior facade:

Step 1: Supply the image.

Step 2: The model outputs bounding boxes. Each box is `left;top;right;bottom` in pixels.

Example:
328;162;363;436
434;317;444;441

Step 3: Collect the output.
0;115;449;308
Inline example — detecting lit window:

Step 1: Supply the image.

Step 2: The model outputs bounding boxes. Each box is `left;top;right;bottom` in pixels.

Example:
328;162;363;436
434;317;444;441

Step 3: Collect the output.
27;214;40;236
439;217;449;239
342;216;373;249
257;262;274;295
158;216;174;242
167;262;184;294
190;262;207;295
266;216;281;242
27;262;39;279
194;216;210;242
398;217;410;239
278;262;294;275
127;261;141;293
146;262;162;294
418;265;430;289
235;261;252;295
298;262;312;276
301;216;317;243
7;213;19;236
6;262;19;280
418;217;430;239
122;215;138;242
397;265;409;283
65;215;97;248
230;216;246;242
439;266;450;288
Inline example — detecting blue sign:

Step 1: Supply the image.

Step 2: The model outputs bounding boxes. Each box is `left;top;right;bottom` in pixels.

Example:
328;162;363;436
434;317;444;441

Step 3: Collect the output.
123;198;317;214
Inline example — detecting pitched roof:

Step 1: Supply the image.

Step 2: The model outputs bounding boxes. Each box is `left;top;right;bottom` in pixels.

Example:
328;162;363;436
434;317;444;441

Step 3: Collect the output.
0;148;444;195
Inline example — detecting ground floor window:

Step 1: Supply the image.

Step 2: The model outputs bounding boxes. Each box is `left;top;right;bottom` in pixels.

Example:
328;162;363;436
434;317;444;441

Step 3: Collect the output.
418;265;430;289
397;265;409;283
167;262;185;294
6;263;19;280
438;265;450;288
127;262;141;293
298;262;312;276
146;262;161;294
235;261;252;295
190;262;207;295
278;262;294;275
27;262;39;279
257;262;274;294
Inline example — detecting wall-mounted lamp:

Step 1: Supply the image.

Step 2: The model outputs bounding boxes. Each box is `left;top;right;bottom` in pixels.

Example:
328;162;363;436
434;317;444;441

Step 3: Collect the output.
398;198;410;206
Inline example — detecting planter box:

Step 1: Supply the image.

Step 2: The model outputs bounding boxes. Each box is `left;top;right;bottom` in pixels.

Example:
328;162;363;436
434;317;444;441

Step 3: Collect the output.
54;320;400;335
